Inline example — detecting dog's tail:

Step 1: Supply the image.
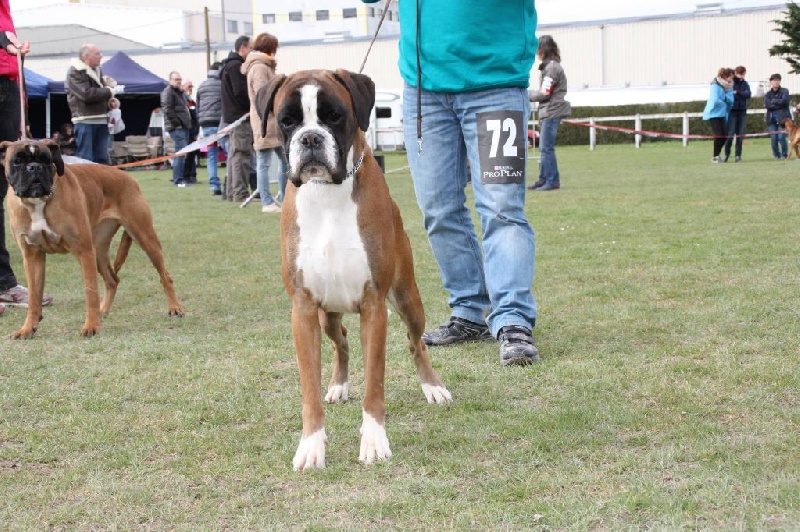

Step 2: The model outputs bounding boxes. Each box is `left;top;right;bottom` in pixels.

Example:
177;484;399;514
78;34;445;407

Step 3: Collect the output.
114;231;133;274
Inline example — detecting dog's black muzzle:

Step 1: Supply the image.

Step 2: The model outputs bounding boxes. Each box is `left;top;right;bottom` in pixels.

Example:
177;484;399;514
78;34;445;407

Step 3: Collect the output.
12;163;54;199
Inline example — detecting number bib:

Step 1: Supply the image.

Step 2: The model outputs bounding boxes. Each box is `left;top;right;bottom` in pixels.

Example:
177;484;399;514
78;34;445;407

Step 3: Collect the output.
476;110;526;185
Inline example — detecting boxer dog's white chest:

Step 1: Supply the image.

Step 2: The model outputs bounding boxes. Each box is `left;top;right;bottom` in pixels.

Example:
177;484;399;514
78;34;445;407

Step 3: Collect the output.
294;178;371;312
22;199;61;247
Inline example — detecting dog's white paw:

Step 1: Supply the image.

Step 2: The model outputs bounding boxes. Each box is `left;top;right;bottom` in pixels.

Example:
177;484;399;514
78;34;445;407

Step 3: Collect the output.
359;412;392;464
292;428;328;471
421;383;453;404
325;382;349;403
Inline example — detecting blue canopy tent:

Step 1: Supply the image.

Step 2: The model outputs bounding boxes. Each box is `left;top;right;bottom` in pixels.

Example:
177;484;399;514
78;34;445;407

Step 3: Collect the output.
45;51;167;141
23;67;53;138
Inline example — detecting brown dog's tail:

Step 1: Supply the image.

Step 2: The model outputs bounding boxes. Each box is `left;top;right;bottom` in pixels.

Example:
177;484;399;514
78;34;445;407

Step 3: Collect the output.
114;231;133;274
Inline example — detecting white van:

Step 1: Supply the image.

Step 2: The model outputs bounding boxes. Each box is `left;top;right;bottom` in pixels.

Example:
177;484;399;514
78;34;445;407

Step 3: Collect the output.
369;89;404;151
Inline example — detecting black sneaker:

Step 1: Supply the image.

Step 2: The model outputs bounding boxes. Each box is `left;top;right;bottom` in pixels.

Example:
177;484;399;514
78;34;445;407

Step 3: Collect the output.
422;317;493;346
498;326;539;366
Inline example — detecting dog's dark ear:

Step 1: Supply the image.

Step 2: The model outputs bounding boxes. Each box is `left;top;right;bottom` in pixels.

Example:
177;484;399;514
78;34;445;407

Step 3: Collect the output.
0;140;14;183
332;70;375;132
41;139;65;176
256;74;287;138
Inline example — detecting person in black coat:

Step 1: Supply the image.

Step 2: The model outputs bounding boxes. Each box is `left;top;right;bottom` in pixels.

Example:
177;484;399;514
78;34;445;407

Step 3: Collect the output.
219;35;253;202
723;65;751;163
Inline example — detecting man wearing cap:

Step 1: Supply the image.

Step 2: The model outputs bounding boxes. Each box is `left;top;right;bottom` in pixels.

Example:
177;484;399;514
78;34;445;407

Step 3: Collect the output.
764;73;790;160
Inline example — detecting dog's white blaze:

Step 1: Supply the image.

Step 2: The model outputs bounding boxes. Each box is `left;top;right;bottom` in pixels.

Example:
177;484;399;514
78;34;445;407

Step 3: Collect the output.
293;428;328;471
359;411;391;464
24;199;59;245
295;177;371;312
288;84;338;179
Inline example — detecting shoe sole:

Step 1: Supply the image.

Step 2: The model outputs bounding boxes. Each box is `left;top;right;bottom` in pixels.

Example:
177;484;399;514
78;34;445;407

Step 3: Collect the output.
1;300;54;308
422;334;494;347
502;354;539;366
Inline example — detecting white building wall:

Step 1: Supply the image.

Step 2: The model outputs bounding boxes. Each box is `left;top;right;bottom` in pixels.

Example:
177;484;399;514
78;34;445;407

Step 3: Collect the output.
23;7;800;103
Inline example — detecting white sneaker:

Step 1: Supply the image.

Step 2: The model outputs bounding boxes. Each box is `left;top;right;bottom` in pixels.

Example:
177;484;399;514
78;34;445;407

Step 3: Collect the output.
261;203;282;213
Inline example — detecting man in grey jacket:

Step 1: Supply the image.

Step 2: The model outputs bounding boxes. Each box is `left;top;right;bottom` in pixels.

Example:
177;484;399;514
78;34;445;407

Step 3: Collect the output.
196;63;223;195
161;70;192;186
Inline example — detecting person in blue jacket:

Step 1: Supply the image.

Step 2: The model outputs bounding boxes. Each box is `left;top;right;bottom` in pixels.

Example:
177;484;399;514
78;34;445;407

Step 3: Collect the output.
723;66;751;163
764;73;791;160
702;67;734;163
361;0;540;366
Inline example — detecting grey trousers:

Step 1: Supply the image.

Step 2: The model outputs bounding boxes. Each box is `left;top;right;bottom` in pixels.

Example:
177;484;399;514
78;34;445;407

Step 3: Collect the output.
225;122;253;201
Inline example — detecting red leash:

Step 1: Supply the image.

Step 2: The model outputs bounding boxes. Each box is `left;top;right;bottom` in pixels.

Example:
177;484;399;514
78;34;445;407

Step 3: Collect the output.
16;50;26;140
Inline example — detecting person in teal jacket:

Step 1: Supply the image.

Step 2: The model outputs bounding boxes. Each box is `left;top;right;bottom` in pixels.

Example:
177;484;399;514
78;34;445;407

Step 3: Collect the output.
702;67;734;163
362;0;540;366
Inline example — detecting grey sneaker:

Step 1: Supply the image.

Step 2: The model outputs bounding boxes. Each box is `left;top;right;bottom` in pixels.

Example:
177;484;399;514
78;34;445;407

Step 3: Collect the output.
0;285;54;308
498;326;539;366
422;316;493;346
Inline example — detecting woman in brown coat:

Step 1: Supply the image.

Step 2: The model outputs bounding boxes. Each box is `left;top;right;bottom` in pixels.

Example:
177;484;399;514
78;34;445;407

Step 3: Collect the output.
242;32;286;213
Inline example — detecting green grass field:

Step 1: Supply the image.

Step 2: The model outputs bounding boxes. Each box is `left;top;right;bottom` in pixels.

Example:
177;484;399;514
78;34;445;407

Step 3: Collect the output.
1;138;798;529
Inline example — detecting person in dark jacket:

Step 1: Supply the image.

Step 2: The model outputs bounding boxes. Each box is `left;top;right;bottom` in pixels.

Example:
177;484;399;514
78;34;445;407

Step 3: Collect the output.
181;79;200;184
197;62;223;195
161;70;192;186
219;35;253;202
65;43;123;164
723;65;751;163
764;73;790;160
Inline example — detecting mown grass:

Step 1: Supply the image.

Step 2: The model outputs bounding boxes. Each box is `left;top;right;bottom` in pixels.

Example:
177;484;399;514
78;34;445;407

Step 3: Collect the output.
1;138;798;529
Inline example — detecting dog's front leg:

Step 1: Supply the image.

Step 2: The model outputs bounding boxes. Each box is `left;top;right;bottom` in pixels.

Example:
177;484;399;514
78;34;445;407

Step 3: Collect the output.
10;246;46;339
291;290;327;471
358;291;391;464
75;244;102;337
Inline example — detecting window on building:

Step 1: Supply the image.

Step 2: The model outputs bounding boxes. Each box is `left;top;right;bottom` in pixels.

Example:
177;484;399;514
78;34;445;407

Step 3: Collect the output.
227;20;238;33
244;21;253;34
289;11;302;22
375;107;392;119
317;10;329;21
368;7;375;17
343;8;357;19
262;13;275;24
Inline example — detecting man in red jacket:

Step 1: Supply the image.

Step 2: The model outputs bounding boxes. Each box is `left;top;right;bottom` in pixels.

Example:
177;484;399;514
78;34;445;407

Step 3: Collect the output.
0;0;53;315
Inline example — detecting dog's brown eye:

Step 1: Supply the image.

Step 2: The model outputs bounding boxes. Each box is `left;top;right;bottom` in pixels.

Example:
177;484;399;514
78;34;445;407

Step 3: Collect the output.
280;116;297;129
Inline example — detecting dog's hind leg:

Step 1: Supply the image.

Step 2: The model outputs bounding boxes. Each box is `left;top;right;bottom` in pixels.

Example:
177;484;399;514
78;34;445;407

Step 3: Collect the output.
320;309;350;403
121;203;184;317
387;223;452;405
93;219;121;317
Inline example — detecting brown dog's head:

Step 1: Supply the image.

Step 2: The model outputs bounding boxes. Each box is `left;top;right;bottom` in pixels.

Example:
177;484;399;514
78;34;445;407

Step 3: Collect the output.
255;69;375;187
0;139;65;199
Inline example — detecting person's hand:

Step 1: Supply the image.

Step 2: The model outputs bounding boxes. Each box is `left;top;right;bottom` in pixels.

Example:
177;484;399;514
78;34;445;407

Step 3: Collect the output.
110;84;125;96
4;31;29;56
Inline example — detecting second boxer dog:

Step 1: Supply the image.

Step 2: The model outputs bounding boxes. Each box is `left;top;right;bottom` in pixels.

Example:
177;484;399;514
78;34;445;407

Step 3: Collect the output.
0;139;184;339
257;70;452;470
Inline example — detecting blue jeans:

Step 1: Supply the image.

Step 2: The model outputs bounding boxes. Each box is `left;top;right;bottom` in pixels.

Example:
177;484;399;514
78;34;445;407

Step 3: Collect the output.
74;122;109;164
724;110;746;158
768;121;788;159
202;126;221;191
538;117;562;185
402;85;537;336
170;128;189;183
256;147;287;205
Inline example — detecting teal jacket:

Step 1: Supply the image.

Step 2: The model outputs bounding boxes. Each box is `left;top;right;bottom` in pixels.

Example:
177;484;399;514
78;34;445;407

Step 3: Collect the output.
702;78;734;120
362;0;538;92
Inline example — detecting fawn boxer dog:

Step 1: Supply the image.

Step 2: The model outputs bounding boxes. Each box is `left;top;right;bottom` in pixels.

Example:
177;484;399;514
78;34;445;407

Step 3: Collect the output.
257;70;452;470
0;139;184;339
782;117;800;160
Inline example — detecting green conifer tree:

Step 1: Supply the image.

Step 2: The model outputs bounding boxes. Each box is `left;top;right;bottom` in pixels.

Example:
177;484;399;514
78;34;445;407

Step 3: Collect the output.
770;2;800;73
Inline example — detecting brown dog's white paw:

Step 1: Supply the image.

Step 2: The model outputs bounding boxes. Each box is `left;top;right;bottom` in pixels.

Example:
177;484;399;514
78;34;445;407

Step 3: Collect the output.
293;428;328;471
